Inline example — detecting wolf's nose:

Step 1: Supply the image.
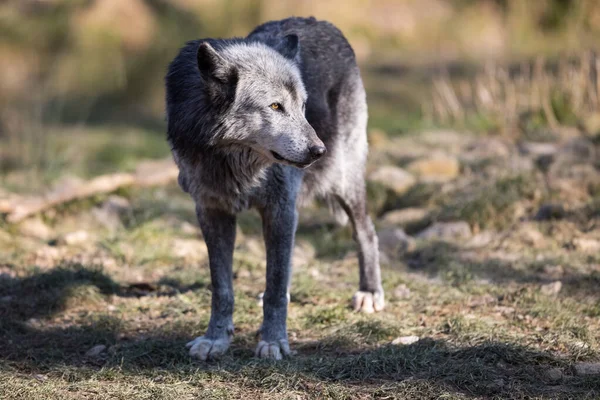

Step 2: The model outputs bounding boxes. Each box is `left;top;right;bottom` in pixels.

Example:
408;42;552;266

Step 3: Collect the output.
309;145;327;160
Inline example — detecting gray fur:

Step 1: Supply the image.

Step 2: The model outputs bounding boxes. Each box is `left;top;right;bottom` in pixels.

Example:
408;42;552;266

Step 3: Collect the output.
166;17;383;361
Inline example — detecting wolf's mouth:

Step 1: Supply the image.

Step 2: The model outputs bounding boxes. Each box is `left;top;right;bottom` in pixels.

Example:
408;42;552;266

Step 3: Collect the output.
270;151;311;169
271;151;285;161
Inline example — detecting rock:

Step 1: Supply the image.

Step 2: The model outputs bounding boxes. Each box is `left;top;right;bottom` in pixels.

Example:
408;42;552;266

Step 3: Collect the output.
572;238;600;253
63;230;90;246
85;344;107;357
540;281;562;296
417;221;472;241
18;217;52;240
466;231;495;248
544;368;563;382
581;112;600;137
557;137;596;164
406;154;460;183
519;142;558;157
392;284;411;299
462;138;512;162
380;207;429;227
534;204;566;221
378;228;415;258
392;335;419;345
519;225;545;248
368;166;416;195
104;195;131;214
573;362;600;376
543;265;564;280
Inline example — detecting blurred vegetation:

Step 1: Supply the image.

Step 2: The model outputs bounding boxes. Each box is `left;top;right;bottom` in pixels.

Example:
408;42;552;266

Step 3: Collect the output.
2;0;600;181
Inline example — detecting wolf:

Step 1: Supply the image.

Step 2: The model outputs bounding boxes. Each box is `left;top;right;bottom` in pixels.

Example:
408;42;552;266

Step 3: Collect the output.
165;17;383;360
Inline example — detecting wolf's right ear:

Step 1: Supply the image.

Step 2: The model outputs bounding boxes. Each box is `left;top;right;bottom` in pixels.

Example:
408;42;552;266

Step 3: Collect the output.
273;34;300;62
197;42;230;81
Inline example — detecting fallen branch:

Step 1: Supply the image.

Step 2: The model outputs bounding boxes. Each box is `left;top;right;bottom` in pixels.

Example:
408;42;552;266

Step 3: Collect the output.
2;159;179;223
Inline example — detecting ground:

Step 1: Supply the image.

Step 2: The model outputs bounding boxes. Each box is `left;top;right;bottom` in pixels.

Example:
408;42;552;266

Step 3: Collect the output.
1;125;600;400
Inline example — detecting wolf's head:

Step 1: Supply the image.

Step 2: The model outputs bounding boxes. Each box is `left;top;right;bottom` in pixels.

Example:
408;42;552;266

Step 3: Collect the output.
197;36;326;168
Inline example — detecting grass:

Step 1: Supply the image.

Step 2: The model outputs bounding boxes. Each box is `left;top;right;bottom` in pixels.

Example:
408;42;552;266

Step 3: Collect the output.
1;175;599;398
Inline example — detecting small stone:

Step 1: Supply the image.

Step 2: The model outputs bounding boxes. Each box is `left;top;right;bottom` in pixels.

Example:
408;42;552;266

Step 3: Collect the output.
392;284;411;299
582;112;600;137
573;362;600;376
392;335;419;345
519;142;558;157
368;165;416;195
572;238;600;253
534;204;565;221
18;217;52;240
544;368;563;382
85;344;107;357
543;265;564;279
466;231;495;248
417;221;472;241
557;137;596;163
519;226;545;248
378;228;415;258
380;207;429;227
63;230;90;246
540;281;562;296
104;195;131;213
406;154;460;183
33;374;47;382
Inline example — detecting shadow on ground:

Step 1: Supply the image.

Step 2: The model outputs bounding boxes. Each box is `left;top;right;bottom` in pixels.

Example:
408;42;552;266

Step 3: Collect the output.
0;265;599;398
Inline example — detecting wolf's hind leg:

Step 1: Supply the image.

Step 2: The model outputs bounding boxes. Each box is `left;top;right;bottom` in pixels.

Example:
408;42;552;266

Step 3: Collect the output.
187;206;236;360
335;184;384;313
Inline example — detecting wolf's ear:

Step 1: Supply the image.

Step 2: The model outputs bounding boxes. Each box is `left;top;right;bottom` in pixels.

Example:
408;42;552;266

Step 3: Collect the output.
273;34;300;61
197;42;230;81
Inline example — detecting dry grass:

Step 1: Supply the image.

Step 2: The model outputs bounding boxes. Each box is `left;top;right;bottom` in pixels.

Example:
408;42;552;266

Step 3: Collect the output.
428;52;600;135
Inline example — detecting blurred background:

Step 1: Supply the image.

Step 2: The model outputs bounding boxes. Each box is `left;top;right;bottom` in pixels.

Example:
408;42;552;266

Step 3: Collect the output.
1;4;600;396
1;0;600;189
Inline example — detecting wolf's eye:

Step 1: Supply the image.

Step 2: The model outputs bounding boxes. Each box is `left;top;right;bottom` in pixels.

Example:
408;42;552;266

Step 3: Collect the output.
270;103;282;111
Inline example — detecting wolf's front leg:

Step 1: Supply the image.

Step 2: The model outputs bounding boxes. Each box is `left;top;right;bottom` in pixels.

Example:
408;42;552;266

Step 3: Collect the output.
186;206;236;361
256;204;297;360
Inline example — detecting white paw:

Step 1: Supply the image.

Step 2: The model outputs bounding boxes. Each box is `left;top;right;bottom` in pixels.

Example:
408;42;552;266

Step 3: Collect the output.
256;291;291;307
255;339;291;360
352;290;385;313
186;336;231;361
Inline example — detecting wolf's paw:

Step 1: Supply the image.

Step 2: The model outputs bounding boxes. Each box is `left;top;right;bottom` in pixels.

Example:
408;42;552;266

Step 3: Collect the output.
352;290;385;313
186;336;231;361
255;339;291;360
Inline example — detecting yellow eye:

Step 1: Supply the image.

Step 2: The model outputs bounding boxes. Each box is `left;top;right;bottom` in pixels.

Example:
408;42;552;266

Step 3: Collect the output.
270;103;280;110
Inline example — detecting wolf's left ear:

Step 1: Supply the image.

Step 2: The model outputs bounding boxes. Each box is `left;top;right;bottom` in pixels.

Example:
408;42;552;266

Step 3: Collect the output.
274;34;300;61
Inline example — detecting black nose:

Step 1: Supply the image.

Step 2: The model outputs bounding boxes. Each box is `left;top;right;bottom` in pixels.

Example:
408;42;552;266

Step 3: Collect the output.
309;145;327;160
